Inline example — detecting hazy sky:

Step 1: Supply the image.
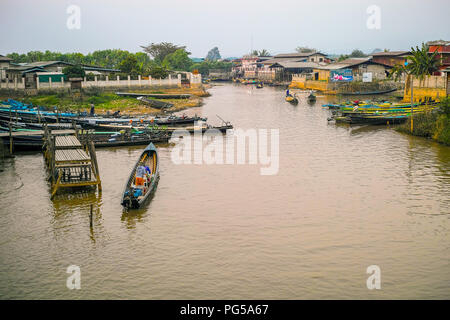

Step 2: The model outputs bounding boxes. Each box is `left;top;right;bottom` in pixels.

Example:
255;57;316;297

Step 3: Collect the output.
1;0;449;57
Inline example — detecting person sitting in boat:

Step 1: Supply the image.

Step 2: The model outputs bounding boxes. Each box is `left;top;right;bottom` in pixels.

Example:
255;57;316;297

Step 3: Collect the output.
286;89;290;97
135;164;146;186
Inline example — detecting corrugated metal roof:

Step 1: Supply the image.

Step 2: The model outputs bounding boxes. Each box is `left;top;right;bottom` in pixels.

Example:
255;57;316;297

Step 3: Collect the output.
427;40;450;46
7;65;45;71
316;57;393;70
274;52;326;58
371;51;410;56
0;55;13;61
269;61;321;69
261;57;307;65
24;61;73;67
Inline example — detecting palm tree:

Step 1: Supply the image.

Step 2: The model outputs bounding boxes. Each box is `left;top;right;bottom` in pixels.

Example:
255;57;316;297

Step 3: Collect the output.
390;43;441;82
258;49;270;57
389;43;441;132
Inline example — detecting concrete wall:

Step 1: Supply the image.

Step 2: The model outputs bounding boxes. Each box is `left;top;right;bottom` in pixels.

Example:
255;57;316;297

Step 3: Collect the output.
290;73;400;94
403;75;447;102
290;76;333;92
244;70;275;80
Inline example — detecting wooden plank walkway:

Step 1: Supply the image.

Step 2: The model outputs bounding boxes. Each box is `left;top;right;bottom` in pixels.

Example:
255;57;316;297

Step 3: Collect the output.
42;128;101;198
55;135;82;149
0;129;75;138
55;149;90;163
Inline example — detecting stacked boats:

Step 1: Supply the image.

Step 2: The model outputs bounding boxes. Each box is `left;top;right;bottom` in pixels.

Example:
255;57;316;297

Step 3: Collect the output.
323;100;438;125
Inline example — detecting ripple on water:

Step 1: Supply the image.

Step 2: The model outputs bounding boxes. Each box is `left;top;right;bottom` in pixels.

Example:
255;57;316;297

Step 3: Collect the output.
0;84;449;299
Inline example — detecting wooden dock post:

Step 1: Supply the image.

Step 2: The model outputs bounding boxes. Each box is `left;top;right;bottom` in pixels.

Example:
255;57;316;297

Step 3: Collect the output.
89;204;93;228
9;122;13;155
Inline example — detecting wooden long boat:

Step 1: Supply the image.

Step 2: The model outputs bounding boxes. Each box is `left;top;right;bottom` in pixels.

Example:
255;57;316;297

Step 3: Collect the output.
338;88;397;96
121;143;160;209
136;96;174;109
116;92;191;99
333;114;409;125
285;95;298;104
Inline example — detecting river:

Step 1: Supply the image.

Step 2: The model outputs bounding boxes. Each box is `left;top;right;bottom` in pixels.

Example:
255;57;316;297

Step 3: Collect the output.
0;83;449;299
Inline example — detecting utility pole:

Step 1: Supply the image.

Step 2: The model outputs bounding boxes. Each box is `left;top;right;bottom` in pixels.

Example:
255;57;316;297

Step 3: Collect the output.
410;74;414;133
405;61;414;133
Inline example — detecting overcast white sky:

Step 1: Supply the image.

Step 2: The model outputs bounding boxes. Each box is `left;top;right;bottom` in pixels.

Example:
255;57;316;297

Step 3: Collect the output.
1;0;449;57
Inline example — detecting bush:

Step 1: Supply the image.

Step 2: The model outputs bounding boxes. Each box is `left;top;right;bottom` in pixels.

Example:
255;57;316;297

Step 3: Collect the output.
433;114;450;145
397;98;450;145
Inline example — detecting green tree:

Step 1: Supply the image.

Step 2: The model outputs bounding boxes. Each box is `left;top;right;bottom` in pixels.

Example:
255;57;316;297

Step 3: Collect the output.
118;55;140;74
390;43;441;82
258;49;270;56
62;65;85;78
141;42;187;63
163;49;192;71
350;49;367;57
148;66;169;79
337;54;350;62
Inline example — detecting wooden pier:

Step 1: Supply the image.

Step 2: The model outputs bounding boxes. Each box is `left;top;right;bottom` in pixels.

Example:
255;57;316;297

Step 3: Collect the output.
43;127;101;199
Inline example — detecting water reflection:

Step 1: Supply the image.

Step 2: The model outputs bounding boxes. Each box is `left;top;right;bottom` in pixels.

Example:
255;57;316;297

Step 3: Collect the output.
51;190;104;242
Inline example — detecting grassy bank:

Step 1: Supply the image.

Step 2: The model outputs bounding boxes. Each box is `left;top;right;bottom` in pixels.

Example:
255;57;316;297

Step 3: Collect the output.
396;98;450;146
0;86;208;116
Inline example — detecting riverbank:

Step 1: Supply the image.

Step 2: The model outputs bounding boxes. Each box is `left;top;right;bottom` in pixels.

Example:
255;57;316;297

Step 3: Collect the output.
396;98;450;146
0;86;209;116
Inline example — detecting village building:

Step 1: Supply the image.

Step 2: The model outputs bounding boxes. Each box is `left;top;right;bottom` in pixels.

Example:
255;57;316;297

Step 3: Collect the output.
271;52;329;63
0;57;120;89
0;55;13;81
427;40;450;74
371;51;410;67
232;52;331;82
268;61;323;82
231;55;273;79
315;57;392;81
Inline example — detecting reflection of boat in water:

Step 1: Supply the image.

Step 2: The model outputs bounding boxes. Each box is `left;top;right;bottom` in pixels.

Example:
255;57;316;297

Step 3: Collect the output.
307;92;316;103
121;143;160;209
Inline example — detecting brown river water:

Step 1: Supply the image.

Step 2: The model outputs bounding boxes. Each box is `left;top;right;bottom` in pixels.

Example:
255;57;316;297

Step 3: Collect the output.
0;83;449;299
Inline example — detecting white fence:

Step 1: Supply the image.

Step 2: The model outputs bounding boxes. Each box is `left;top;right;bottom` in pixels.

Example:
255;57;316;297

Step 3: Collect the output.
0;73;202;90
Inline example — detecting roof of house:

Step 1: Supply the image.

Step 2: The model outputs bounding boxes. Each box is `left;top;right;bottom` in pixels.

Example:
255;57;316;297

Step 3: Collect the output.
427;40;450;46
82;65;120;72
261;57;307;65
317;57;392;70
7;64;45;72
371;51;410;57
273;52;326;58
269;61;322;69
24;61;73;68
0;55;13;62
